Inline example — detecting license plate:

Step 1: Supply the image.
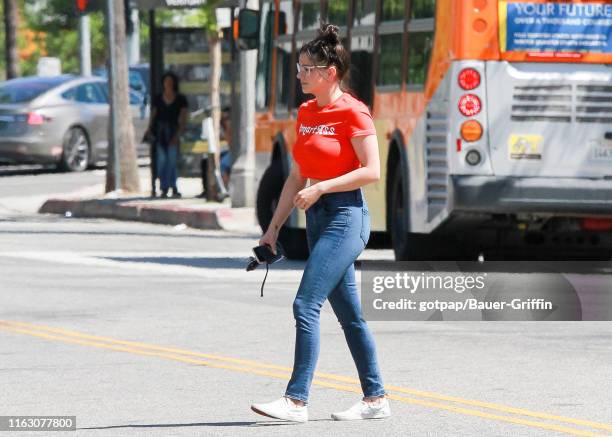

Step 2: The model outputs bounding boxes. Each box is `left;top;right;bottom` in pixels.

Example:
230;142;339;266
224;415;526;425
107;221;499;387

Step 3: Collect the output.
591;140;612;161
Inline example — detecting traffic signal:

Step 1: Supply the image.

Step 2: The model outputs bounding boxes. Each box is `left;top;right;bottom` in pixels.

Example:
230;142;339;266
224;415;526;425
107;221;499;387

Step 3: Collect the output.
75;0;105;15
124;1;134;35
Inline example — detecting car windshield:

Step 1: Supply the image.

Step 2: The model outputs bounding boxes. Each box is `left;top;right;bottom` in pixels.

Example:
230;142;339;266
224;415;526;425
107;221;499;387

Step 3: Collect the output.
0;77;72;103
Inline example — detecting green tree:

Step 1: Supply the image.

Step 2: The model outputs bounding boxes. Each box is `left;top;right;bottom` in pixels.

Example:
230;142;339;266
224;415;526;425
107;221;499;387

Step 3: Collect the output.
105;0;139;193
328;0;350;26
139;10;150;64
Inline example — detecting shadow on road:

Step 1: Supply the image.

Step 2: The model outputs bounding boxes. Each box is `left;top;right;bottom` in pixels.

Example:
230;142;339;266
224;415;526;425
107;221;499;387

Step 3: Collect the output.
0;162;150;177
100;256;305;271
0;228;258;240
79;419;316;430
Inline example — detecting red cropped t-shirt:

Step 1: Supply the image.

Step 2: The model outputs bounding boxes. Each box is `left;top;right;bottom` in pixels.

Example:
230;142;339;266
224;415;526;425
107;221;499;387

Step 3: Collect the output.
292;93;376;180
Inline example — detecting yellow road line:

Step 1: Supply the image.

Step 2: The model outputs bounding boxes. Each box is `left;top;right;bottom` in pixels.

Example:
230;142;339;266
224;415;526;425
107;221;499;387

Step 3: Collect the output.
2;319;610;432
0;320;610;436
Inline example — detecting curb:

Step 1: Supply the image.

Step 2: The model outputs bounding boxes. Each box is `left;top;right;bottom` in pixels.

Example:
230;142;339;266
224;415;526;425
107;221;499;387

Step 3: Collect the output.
39;198;224;230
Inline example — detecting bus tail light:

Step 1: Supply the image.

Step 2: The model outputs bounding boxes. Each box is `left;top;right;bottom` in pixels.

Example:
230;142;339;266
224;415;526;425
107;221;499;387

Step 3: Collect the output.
581;218;612;231
460;120;483;142
458;94;482;117
458;68;481;90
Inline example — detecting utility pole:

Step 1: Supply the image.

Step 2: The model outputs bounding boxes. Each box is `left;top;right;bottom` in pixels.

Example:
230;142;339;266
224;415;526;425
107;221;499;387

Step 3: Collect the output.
3;0;20;79
228;7;240;173
126;4;140;65
230;0;258;207
106;0;121;192
79;14;92;76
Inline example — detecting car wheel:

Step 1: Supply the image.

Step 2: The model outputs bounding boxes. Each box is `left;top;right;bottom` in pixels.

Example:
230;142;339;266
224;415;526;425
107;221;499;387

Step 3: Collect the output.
59;127;90;172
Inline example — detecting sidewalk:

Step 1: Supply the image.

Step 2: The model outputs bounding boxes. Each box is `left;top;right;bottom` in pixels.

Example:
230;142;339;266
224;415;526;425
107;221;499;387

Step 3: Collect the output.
38;175;260;235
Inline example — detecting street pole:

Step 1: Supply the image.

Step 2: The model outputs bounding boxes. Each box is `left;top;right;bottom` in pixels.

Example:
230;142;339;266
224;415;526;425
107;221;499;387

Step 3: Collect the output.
106;0;121;192
229;7;240;167
230;0;258;207
79;14;92;76
127;6;140;65
3;0;20;79
149;9;157;196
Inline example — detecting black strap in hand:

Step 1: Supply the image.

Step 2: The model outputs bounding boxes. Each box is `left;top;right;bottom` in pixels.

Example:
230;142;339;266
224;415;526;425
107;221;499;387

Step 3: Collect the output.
260;263;269;297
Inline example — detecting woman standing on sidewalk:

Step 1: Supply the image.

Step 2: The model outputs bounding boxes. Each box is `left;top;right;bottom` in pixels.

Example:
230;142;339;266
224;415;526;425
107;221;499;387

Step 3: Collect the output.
144;72;188;198
251;23;390;422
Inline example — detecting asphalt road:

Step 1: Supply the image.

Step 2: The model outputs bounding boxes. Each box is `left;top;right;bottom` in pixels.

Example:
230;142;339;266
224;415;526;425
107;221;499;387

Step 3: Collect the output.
0;168;611;437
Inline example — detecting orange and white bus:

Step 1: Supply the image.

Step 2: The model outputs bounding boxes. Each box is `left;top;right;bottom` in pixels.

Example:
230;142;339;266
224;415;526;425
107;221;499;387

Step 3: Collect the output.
246;0;612;260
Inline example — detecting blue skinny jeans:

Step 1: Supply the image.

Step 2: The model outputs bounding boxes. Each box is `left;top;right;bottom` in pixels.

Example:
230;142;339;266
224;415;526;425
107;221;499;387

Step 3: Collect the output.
156;144;178;192
285;189;386;404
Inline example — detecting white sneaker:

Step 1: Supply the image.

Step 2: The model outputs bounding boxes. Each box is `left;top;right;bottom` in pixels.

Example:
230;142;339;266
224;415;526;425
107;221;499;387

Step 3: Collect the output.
251;396;308;423
331;397;391;421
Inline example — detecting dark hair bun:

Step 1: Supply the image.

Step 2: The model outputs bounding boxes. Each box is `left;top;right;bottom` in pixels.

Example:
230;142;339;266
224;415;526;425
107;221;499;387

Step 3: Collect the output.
319;23;340;45
299;22;349;86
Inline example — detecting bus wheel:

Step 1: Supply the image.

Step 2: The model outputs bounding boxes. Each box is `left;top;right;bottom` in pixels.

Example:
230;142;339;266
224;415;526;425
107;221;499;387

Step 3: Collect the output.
390;166;472;260
390;165;414;259
256;161;283;232
256;161;309;260
390;166;437;260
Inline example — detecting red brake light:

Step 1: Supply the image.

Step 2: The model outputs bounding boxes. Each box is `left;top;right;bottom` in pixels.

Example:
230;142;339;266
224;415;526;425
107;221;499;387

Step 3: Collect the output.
27;112;45;125
458;68;481;90
458;94;482;117
581;218;612;231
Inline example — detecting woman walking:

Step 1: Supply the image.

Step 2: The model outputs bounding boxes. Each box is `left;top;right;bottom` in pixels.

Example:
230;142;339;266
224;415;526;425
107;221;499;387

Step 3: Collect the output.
144;71;188;198
251;24;390;422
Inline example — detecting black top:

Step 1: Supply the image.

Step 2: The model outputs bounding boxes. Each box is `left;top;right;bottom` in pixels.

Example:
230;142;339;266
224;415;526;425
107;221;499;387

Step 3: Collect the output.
152;93;188;127
151;93;188;147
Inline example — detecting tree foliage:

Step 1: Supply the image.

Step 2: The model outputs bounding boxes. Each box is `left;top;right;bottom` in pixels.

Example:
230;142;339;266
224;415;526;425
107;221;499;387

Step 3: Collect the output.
20;1;107;75
4;1;228;78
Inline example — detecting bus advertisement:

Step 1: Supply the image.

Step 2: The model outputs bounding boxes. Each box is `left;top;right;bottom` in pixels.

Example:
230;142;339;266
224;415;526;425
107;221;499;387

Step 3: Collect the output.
243;0;612;260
